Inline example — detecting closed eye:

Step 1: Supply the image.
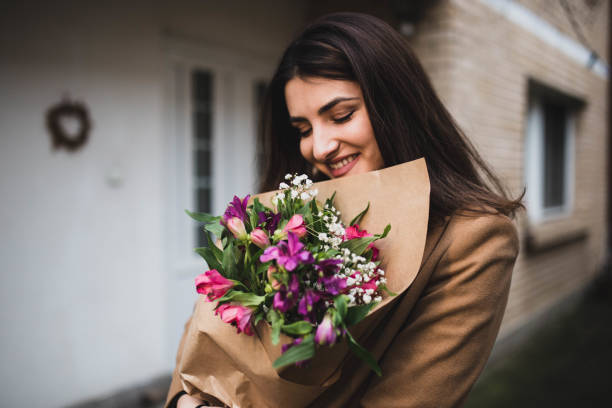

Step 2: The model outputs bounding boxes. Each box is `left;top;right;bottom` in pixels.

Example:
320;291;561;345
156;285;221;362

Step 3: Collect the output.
333;110;355;124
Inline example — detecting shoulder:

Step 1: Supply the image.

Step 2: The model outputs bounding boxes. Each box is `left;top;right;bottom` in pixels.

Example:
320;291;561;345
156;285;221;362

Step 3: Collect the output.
427;209;520;281
446;210;519;256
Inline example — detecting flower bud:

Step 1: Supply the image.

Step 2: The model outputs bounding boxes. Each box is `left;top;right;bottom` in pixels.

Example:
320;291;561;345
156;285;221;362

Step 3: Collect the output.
250;228;271;249
314;314;338;346
283;214;307;238
227;217;247;240
267;265;282;290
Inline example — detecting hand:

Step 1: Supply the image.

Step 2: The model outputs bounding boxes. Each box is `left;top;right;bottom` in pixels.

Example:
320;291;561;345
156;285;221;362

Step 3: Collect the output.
177;393;204;408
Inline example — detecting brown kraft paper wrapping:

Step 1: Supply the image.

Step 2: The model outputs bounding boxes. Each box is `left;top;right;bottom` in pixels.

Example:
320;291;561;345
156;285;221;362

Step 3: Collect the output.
178;157;430;408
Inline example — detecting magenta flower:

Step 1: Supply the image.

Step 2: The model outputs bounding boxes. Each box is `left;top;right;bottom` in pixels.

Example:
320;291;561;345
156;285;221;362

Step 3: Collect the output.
258;211;281;235
343;224;372;240
319;275;347;296
250;228;271;249
260;232;314;271
298;289;320;322
222;195;250;225
215;303;254;336
315;314;338;346
283;214;307;238
314;258;343;277
227;217;247;240
273;274;300;312
195;269;234;301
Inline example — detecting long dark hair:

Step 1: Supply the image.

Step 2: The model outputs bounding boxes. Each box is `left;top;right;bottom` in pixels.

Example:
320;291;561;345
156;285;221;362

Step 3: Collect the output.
258;12;524;227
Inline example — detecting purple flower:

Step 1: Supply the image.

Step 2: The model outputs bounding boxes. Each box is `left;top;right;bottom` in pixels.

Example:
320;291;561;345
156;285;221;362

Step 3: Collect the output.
315;314;338;346
319;275;347;296
258;211;281;235
314;258;343;277
298;289;320;322
260;232;314;271
222;195;250;225
273;274;300;312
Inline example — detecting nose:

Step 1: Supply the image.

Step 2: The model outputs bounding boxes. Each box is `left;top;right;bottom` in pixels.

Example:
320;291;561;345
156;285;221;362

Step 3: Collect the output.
311;126;340;162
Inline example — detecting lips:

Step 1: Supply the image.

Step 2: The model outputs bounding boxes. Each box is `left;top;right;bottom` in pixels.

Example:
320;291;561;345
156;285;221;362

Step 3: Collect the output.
327;154;360;177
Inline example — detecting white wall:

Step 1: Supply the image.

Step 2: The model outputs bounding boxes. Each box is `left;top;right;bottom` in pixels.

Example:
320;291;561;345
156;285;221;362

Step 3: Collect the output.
0;1;308;406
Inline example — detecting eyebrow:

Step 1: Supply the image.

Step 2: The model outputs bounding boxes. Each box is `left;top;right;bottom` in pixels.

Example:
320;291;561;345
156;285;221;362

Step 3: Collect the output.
289;97;359;123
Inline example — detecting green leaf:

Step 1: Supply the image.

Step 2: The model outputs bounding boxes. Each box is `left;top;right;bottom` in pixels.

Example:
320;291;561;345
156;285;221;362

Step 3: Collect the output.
282;321;314;336
345;302;377;326
296;202;312;225
309;199;319;216
216;290;265;307
349;202;370;226
334;295;348;321
375;224;391;239
206;233;224;263
222;241;238;279
194;247;223;271
185;209;219;224
345;330;382;376
249;208;259;232
380;284;397;297
325;191;337;208
252;198;267;214
204;222;225;239
253;313;264;326
271;317;283;345
340;236;378;256
272;337;315;369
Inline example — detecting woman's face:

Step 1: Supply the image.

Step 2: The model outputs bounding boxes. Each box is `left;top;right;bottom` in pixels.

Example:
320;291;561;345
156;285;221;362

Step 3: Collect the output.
284;77;385;179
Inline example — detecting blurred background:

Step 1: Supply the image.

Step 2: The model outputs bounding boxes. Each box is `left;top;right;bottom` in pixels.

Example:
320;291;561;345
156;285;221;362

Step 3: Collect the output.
0;0;609;407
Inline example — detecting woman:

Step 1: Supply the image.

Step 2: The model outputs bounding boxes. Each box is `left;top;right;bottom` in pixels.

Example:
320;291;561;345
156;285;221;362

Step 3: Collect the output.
169;12;524;408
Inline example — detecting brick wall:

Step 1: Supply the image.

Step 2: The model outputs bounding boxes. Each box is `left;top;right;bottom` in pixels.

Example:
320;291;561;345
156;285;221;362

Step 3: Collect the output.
409;0;609;339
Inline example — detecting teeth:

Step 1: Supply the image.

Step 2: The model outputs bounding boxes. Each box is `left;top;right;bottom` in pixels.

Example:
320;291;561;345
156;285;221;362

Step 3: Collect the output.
329;154;358;170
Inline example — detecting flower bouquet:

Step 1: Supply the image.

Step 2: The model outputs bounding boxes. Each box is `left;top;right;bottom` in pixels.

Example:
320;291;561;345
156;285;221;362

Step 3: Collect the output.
187;174;392;375
176;158;430;408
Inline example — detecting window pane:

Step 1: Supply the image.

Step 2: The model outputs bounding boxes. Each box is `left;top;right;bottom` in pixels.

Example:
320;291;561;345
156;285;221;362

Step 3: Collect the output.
542;102;566;208
192;70;213;247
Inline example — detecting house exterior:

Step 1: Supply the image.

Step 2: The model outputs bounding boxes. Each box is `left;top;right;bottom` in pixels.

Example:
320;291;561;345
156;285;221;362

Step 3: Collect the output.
0;1;608;406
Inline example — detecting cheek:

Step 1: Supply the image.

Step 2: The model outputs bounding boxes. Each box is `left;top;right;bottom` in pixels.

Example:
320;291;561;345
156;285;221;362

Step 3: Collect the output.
350;115;376;149
299;138;312;162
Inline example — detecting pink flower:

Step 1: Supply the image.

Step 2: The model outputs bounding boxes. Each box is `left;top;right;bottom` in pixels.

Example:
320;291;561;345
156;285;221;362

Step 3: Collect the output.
344;225;379;261
360;280;378;292
195;269;234;301
250;228;271;249
227;217;247;240
215;303;254;336
344;224;372;240
314;314;338;346
283;214;307;238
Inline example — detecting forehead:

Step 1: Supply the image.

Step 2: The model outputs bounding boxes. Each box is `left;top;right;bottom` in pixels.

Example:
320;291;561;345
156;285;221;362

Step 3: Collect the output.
284;77;362;116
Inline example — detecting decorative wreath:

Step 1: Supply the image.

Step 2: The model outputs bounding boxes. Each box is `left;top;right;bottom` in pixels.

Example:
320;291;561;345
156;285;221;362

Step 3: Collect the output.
46;100;91;151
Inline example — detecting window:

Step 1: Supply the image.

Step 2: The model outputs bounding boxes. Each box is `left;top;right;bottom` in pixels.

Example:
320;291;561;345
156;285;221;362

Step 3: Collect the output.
524;81;581;223
192;70;214;247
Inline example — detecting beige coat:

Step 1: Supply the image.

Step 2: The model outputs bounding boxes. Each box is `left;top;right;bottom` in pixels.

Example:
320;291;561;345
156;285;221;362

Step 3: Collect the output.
166;210;519;407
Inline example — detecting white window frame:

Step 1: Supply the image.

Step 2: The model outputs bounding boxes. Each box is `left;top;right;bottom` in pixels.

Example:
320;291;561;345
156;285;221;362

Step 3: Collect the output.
162;37;273;278
524;94;576;223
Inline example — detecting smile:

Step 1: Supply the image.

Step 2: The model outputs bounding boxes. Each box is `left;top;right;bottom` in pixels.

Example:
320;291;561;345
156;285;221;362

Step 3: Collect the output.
329;154;359;169
327;154;360;177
